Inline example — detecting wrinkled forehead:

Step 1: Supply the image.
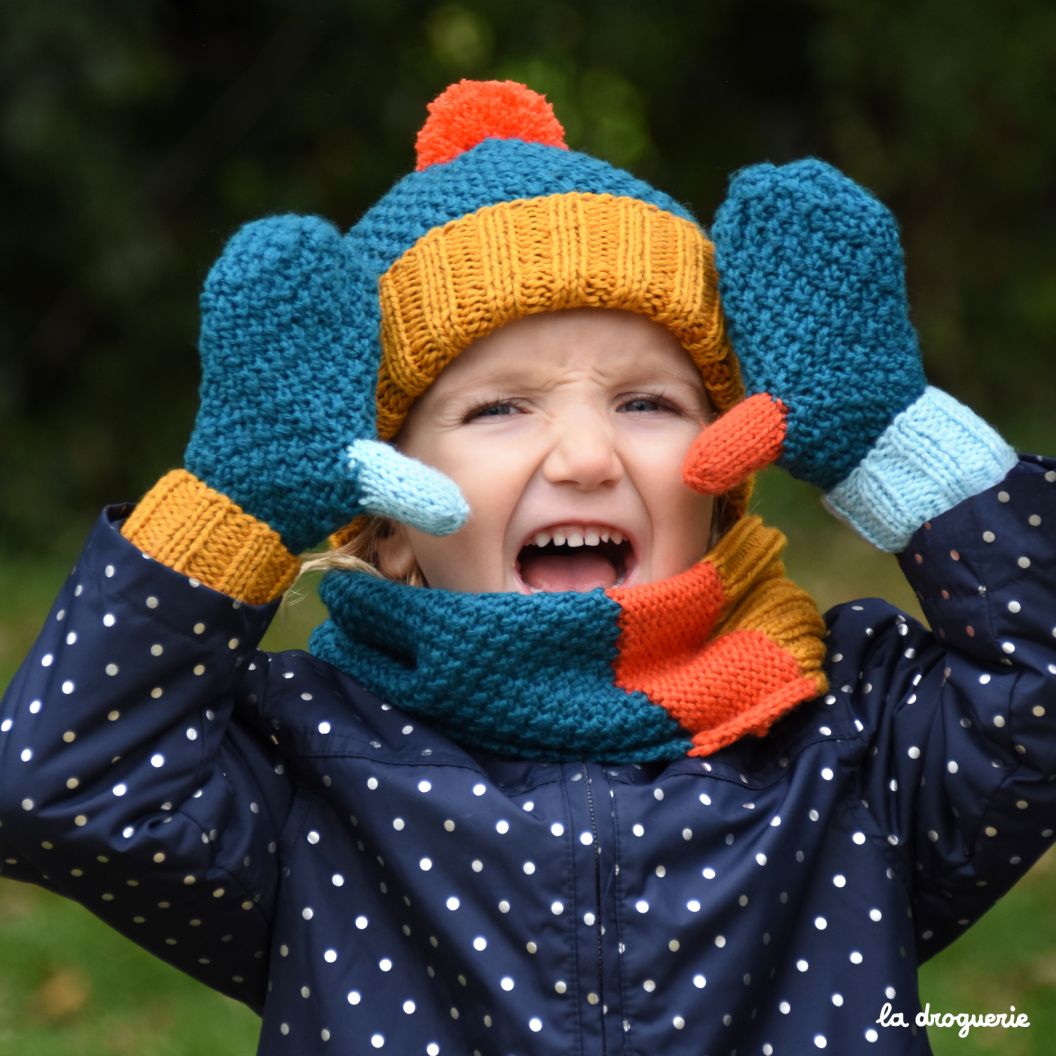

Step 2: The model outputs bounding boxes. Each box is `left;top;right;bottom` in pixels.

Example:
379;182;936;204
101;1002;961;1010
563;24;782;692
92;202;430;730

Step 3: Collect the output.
423;309;710;394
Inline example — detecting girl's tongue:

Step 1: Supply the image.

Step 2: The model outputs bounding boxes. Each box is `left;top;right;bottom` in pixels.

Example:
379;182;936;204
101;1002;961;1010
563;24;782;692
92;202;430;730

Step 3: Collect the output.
518;549;620;592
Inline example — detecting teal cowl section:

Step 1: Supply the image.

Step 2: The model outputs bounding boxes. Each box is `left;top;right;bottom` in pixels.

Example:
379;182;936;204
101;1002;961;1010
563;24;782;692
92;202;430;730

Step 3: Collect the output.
309;571;690;762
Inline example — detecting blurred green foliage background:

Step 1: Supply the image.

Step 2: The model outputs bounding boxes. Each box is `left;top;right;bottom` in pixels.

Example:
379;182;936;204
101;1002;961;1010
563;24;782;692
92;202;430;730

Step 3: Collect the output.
1;1;1054;1053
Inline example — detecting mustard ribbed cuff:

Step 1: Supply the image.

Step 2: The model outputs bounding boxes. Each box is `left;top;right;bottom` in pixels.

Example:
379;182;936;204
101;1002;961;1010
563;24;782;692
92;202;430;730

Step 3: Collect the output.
121;470;299;605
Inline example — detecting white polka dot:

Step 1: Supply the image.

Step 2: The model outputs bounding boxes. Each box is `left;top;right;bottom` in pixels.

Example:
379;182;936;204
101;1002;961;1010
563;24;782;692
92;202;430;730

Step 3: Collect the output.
323;949;338;963
814;1034;827;1048
446;896;460;911
947;760;959;774
797;958;809;971
779;1000;791;1014
473;936;487;951
635;899;649;914
355;915;368;930
673;1015;686;1030
523;861;535;875
853;831;866;845
528;1018;542;1033
832;993;843;1007
370;1035;384;1049
146;596;159;609
419;858;432;871
551;901;564;915
495;819;510;834
378;958;392;972
814;916;827;930
998;490;1011;502
820;767;834;781
982;530;995;543
302;907;314;920
755;852;767;866
331;873;345;887
61;680;75;695
579;831;593;846
1018;556;1031;569
150;754;165;768
907;746;920;759
402;999;415;1014
112;783;127;797
1029;514;1042;527
869;908;883;922
850;950;863;964
501;977;514;991
318;721;331;735
714;934;726;948
866;1027;879;1042
472;783;486;796
632;823;645;837
347;991;361;1005
693;974;706;988
550;822;565;837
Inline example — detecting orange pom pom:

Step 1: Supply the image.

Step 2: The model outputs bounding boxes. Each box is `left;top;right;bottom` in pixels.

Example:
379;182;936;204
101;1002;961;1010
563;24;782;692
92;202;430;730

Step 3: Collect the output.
415;79;568;171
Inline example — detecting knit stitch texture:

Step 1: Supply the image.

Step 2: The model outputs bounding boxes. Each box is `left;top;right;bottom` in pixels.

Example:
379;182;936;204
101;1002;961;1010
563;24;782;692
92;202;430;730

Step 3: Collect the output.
310;517;826;761
182;214;466;554
710;158;927;490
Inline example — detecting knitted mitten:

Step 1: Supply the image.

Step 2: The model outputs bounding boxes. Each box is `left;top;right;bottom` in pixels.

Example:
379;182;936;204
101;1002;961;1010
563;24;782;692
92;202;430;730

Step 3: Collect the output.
183;215;468;555
685;159;1015;550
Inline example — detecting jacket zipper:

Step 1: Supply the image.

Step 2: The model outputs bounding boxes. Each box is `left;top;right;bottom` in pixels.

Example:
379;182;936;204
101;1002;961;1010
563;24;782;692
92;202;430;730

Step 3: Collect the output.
581;763;610;1055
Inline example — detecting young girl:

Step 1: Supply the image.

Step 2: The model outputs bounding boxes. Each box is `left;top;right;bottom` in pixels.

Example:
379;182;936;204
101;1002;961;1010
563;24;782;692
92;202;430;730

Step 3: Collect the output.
2;79;1053;1055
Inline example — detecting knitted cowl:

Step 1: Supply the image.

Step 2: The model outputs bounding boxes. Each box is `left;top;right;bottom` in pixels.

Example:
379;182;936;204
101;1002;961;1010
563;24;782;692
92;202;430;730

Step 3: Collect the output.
310;516;828;763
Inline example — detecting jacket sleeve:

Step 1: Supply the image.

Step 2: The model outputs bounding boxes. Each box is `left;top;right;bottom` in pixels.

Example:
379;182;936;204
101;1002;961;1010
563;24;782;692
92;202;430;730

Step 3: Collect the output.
0;505;294;1012
829;455;1056;960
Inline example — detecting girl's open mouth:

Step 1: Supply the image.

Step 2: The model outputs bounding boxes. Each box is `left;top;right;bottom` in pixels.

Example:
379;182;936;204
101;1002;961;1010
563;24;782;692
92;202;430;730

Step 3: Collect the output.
515;525;636;593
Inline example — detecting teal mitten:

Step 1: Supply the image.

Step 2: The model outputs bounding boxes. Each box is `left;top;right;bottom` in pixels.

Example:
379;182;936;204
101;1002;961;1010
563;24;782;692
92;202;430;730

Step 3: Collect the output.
685;159;1015;550
184;215;468;554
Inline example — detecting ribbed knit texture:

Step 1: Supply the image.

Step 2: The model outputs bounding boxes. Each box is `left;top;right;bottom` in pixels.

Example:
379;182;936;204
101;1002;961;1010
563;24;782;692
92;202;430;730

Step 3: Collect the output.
310;517;827;761
376;192;739;439
710;159;928;491
824;387;1018;551
121;470;298;604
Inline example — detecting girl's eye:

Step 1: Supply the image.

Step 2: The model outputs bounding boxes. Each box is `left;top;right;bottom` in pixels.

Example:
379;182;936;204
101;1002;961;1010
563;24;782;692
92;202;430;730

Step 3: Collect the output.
465;400;522;421
620;394;677;414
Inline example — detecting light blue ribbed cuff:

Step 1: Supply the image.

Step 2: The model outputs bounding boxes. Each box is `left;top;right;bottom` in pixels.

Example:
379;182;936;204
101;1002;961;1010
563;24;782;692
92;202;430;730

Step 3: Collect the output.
823;386;1017;552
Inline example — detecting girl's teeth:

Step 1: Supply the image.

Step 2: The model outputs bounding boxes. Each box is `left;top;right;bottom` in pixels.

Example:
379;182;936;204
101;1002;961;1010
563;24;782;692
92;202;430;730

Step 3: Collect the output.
526;526;627;548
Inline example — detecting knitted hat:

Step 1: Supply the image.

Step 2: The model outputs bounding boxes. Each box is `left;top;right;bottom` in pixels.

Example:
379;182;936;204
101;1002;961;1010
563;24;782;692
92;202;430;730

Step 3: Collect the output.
335;79;749;543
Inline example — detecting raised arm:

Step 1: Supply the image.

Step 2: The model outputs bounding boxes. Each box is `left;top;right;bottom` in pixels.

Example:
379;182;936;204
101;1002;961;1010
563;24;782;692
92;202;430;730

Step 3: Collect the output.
1;213;467;1008
689;158;1054;952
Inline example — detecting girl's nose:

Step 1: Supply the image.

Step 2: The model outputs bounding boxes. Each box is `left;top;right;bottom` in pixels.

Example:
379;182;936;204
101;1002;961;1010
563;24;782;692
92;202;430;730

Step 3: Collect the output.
541;411;624;491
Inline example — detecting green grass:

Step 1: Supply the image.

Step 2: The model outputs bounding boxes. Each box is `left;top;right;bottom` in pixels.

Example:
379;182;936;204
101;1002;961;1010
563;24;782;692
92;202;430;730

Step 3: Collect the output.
1;487;1054;1052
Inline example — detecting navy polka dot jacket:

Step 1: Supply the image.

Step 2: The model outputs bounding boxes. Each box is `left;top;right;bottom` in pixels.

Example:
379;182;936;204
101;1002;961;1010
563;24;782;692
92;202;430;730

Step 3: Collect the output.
2;458;1054;1054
